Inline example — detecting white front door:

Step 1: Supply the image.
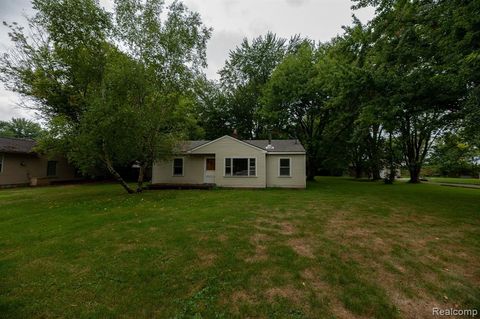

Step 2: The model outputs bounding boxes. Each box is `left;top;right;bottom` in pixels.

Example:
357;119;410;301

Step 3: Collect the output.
204;157;215;184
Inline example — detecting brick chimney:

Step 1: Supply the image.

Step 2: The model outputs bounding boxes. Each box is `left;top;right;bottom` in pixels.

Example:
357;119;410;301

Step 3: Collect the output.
232;128;238;139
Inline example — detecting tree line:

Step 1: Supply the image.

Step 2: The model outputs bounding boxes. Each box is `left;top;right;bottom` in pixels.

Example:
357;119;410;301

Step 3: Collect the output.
1;0;478;192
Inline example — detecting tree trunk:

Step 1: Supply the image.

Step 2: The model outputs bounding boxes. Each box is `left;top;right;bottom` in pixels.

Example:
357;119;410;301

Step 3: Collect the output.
355;165;363;179
408;165;421;183
136;163;146;193
306;156;316;181
102;143;135;194
371;165;381;180
386;132;396;184
105;160;135;193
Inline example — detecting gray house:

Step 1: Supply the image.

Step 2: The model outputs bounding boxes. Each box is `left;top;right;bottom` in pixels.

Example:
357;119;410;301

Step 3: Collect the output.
152;135;306;188
0;137;77;187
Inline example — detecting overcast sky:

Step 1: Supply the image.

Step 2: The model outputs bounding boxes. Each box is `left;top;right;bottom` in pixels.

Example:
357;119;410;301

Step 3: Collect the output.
0;0;374;121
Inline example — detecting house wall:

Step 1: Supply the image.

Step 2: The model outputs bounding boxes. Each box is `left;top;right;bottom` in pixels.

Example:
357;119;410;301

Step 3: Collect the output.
191;136;267;188
0;152;77;186
266;154;306;188
151;136;307;188
152;155;205;184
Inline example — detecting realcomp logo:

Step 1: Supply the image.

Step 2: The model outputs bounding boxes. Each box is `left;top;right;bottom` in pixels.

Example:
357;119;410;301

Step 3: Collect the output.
433;308;478;317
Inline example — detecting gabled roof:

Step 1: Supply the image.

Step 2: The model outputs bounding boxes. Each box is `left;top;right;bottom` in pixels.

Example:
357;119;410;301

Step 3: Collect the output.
0;137;36;154
178;135;305;154
244;140;305;153
188;135;267;153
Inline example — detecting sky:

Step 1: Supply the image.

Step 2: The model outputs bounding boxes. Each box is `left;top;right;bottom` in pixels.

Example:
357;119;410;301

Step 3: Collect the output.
0;0;374;121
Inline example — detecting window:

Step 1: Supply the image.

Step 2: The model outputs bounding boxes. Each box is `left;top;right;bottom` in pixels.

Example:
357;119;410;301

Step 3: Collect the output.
0;153;4;173
225;158;232;176
47;161;57;176
279;158;291;177
206;158;215;171
173;158;184;176
249;158;256;176
225;158;256;177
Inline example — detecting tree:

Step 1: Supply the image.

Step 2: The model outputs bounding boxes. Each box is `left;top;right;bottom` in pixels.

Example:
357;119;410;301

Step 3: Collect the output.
429;133;480;177
353;0;468;183
1;0;211;193
0;118;43;139
263;42;329;180
218;32;300;139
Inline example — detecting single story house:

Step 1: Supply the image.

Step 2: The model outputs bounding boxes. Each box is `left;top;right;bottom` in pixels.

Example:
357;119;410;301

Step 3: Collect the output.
152;135;306;188
0;137;78;187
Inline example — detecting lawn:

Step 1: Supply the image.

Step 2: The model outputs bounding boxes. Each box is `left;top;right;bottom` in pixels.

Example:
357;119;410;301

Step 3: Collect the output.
0;178;479;318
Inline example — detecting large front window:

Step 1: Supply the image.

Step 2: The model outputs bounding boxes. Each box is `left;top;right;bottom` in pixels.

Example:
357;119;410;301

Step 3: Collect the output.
225;158;256;176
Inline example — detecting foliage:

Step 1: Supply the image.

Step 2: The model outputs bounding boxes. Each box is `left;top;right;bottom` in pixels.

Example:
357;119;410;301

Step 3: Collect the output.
263;41;328;180
0;117;43;139
429;133;480;177
1;0;211;193
214;32;300;139
351;0;478;183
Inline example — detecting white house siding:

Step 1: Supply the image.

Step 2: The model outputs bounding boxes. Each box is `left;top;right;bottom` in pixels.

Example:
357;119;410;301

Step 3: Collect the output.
266;154;306;188
152;155;205;184
190;136;267;188
152;136;307;188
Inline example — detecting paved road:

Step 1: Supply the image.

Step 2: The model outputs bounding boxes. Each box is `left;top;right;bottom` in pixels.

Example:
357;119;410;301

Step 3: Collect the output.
425;182;480;189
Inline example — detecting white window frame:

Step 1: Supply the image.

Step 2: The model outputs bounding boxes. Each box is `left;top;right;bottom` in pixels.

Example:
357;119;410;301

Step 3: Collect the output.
278;157;291;177
172;157;184;177
224;157;257;177
0;153;4;174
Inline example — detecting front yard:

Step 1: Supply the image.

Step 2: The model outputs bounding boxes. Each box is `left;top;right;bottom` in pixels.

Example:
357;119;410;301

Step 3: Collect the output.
0;178;479;318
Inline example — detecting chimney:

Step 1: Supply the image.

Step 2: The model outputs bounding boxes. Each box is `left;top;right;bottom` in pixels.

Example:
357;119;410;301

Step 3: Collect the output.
265;130;274;151
232;128;238;139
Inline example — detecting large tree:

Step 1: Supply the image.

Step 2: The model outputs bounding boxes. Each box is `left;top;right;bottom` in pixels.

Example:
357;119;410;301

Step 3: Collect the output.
353;0;469;183
217;32;300;139
0;118;43;139
263;42;330;180
1;0;211;193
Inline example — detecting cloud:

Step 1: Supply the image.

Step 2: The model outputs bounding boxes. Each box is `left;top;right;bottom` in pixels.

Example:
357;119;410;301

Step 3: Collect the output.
0;0;375;119
0;85;35;121
286;0;308;7
205;30;245;80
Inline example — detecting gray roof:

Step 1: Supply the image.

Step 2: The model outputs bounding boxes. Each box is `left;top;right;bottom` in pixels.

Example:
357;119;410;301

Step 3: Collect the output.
244;139;305;152
182;137;305;153
0;137;36;154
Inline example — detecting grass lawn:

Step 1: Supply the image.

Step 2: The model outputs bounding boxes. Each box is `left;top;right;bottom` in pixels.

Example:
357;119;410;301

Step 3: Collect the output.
427;177;480;185
0;178;479;318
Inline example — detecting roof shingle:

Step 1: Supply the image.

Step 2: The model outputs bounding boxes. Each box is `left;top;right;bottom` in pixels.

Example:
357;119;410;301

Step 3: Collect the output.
0;137;36;154
181;137;305;153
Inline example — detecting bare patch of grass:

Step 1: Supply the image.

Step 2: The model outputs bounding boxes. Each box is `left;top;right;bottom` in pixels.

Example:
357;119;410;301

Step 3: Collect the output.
244;233;271;262
254;217;298;236
287;238;315;258
264;285;303;304
325;209;479;318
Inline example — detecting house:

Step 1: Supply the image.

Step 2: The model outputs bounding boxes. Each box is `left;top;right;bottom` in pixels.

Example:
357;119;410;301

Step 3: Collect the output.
0;137;78;187
379;168;402;179
152;135;306;188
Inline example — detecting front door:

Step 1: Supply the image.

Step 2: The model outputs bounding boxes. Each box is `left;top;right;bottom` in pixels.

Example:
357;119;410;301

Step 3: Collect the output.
204;158;215;184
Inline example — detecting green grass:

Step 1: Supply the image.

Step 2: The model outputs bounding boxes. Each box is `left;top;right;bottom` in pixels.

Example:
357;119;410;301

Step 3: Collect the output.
427;177;480;185
0;178;479;318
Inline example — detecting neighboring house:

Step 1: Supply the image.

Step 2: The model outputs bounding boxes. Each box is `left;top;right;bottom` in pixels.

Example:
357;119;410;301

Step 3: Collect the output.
152;135;307;188
379;167;402;179
0;137;78;187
